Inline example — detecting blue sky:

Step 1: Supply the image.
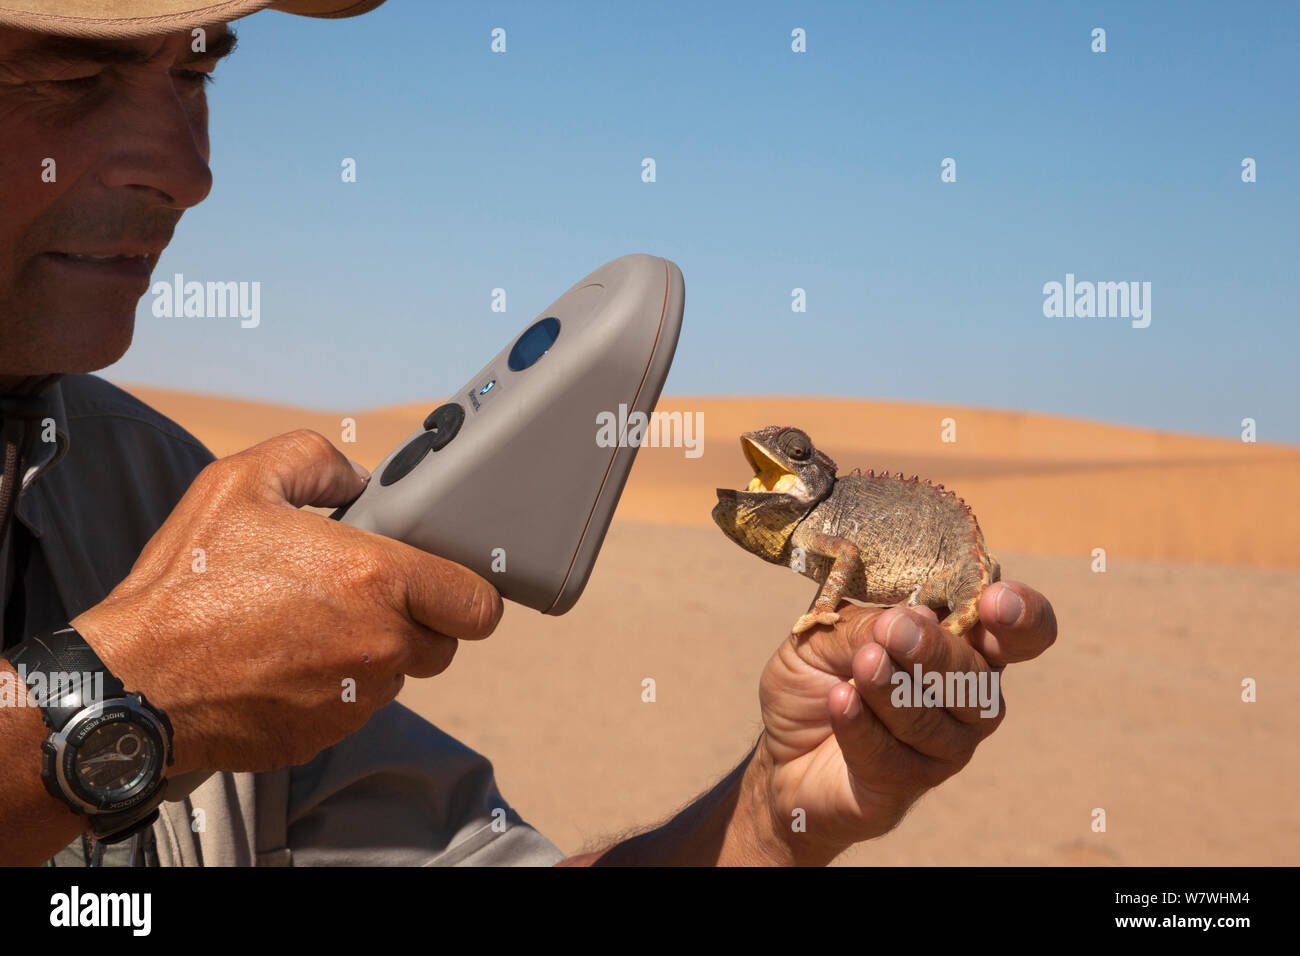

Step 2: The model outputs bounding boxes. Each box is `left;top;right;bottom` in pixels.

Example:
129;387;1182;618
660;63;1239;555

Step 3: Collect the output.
103;0;1300;441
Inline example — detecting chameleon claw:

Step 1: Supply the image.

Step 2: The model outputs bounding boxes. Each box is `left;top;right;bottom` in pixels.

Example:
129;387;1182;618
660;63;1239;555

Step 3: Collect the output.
792;611;842;634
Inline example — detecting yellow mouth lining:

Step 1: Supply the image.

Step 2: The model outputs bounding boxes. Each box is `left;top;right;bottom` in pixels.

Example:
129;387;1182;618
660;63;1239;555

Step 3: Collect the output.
742;437;807;495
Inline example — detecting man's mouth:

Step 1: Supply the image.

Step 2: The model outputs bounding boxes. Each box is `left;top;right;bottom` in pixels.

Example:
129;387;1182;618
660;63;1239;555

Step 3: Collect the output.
52;252;147;264
43;251;155;281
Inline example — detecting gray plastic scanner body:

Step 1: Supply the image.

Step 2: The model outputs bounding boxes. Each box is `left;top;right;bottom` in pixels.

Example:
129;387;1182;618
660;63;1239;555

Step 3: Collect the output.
335;253;685;614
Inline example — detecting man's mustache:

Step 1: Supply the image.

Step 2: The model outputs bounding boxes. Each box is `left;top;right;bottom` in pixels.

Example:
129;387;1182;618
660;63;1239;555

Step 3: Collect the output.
46;210;180;250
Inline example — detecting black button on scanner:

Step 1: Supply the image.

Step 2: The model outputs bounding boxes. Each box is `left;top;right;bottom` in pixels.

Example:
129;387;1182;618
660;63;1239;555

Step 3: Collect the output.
381;403;465;486
380;434;435;486
422;402;465;448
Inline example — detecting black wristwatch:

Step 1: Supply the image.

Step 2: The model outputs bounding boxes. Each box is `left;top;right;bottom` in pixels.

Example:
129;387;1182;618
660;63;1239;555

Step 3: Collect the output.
1;625;174;844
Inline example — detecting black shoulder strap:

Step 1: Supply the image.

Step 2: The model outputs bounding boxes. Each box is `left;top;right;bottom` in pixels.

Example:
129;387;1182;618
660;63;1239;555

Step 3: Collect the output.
0;392;51;649
3;517;34;651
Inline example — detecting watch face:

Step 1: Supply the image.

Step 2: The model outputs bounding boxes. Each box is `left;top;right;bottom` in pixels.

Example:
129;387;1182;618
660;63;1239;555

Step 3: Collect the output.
73;719;160;802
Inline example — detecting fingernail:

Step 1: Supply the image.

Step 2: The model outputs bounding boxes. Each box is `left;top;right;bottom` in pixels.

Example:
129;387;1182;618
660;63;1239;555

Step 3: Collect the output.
886;612;922;655
871;646;892;685
995;587;1023;626
842;687;862;719
349;459;371;482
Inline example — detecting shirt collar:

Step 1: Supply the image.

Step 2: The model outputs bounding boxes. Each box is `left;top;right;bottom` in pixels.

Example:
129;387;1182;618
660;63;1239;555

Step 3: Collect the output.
24;377;69;489
9;375;71;537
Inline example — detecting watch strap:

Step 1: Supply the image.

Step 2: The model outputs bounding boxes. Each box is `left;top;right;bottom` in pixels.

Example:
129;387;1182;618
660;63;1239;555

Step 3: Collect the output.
2;625;127;728
2;624;174;840
91;806;163;845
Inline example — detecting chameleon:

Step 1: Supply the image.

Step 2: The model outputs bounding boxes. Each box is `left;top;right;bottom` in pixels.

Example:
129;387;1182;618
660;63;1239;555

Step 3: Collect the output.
712;425;1000;637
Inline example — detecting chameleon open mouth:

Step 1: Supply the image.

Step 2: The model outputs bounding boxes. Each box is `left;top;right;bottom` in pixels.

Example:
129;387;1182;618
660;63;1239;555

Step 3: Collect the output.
741;436;809;496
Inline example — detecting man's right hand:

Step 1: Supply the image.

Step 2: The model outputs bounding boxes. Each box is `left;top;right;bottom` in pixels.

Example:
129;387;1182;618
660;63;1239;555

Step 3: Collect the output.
70;429;503;778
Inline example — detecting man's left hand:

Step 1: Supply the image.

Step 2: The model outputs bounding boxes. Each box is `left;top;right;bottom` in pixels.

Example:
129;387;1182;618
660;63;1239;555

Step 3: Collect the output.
746;580;1058;864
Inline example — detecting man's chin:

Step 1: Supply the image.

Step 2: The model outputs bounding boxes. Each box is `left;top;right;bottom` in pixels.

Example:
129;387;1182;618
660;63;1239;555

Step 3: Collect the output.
45;313;136;375
80;331;135;373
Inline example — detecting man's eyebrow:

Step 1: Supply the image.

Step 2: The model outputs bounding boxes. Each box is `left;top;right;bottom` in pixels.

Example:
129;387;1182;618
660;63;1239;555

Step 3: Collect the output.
6;28;238;71
181;30;239;64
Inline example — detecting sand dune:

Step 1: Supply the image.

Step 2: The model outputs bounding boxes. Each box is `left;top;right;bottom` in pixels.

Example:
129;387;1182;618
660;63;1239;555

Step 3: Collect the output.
114;382;1300;865
619;397;1300;570
125;387;1300;569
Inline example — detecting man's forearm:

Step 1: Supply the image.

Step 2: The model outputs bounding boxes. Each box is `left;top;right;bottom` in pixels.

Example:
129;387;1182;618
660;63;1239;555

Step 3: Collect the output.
557;735;840;866
0;660;86;866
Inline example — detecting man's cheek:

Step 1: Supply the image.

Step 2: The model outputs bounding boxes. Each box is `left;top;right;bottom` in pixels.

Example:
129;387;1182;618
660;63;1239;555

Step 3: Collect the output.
0;116;52;189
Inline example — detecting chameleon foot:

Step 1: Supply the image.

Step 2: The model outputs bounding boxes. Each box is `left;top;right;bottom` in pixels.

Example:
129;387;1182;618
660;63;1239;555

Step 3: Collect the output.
792;610;842;635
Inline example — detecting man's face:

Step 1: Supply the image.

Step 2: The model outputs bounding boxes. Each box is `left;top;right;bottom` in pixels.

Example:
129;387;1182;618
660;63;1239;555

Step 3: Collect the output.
0;23;236;388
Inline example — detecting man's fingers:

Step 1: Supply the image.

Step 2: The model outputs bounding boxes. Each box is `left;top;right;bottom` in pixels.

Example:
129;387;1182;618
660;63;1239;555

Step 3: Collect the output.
826;662;936;792
791;604;887;678
855;617;989;758
971;581;1058;666
398;629;460;678
910;606;939;624
226;429;503;642
232;428;370;510
394;543;504;641
875;607;994;688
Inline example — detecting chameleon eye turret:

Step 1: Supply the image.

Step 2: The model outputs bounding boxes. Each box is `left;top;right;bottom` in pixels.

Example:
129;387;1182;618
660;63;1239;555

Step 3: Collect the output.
777;428;813;461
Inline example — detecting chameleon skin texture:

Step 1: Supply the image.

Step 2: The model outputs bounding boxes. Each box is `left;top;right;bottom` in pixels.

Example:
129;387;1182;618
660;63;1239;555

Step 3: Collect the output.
712;425;1000;636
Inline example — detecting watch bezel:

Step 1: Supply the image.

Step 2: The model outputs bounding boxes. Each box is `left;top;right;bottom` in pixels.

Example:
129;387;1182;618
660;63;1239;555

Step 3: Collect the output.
46;695;171;815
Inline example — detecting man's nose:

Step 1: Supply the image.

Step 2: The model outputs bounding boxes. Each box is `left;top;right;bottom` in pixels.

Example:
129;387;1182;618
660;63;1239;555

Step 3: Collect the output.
97;81;214;212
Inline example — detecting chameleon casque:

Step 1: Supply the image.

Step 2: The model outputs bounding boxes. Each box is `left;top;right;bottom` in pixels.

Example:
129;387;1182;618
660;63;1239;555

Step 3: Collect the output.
712;425;1001;637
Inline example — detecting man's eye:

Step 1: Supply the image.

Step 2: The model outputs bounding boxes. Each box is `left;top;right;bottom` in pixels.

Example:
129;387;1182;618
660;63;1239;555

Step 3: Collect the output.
48;75;101;91
175;69;215;87
36;70;212;92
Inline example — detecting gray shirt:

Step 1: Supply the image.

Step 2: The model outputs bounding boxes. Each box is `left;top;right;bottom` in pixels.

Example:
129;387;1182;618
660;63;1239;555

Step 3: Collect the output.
1;373;563;866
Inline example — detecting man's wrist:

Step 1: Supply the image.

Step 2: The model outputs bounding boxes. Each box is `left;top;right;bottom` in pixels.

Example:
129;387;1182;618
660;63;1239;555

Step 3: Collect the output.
563;736;850;866
1;627;175;849
731;733;846;866
0;657;92;864
722;738;801;865
69;602;201;778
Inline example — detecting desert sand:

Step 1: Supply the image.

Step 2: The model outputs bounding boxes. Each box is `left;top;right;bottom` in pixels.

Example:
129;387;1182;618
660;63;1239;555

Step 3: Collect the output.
119;384;1300;865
